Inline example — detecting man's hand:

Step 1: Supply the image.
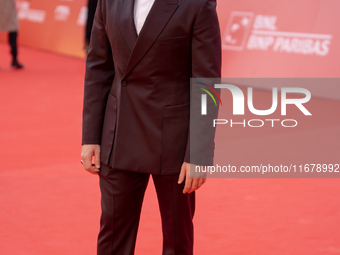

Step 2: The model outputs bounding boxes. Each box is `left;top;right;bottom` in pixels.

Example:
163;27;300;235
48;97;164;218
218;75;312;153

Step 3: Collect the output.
178;162;207;194
81;144;101;175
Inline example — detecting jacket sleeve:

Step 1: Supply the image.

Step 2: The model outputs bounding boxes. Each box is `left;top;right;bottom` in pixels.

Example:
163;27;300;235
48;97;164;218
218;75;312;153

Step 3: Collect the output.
184;0;222;164
82;0;115;145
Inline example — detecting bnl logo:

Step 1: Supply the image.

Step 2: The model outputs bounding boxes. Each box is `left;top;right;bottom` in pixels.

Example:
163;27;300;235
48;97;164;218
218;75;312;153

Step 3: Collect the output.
199;84;312;116
222;11;254;51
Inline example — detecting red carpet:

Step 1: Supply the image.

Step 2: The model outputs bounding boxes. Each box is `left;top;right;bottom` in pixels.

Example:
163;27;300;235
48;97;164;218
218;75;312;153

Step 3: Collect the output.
0;42;340;254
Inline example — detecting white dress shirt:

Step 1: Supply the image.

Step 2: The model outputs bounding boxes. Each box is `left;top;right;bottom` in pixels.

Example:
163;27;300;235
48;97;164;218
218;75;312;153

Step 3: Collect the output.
134;0;156;35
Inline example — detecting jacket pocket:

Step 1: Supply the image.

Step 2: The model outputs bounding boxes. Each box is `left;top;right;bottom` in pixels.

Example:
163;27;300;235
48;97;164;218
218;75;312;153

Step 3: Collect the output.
100;93;117;165
158;35;187;46
161;103;190;174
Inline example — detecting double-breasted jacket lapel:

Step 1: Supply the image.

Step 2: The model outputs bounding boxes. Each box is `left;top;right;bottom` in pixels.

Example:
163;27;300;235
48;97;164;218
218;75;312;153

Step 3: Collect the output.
116;0;138;51
117;0;179;80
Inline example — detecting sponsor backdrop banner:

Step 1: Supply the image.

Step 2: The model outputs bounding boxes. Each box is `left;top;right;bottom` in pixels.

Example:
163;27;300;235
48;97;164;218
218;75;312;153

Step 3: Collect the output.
217;0;340;77
0;0;87;58
0;0;339;74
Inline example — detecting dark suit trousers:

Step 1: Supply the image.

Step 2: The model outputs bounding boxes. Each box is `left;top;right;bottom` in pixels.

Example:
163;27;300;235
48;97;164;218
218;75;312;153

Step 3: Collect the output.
97;164;195;255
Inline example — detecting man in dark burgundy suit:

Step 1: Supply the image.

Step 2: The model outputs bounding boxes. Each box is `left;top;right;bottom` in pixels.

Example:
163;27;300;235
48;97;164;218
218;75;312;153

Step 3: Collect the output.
81;0;221;254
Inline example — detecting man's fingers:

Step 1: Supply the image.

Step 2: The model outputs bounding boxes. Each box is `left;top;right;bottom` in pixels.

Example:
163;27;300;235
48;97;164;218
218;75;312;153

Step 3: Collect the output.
94;147;101;169
83;160;100;175
86;164;100;175
183;173;192;194
198;177;206;188
178;163;186;184
81;147;93;168
189;178;199;193
189;177;207;193
81;155;92;171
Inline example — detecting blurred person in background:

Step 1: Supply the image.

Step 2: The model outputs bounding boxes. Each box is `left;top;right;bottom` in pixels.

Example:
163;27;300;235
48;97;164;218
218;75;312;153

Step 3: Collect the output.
0;0;24;68
84;0;98;53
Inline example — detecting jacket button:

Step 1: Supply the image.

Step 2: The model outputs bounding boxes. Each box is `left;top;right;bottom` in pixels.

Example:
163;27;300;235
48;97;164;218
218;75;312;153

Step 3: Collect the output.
122;80;127;87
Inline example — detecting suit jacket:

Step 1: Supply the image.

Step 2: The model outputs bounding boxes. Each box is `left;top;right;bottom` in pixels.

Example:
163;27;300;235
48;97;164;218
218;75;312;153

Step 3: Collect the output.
82;0;221;175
